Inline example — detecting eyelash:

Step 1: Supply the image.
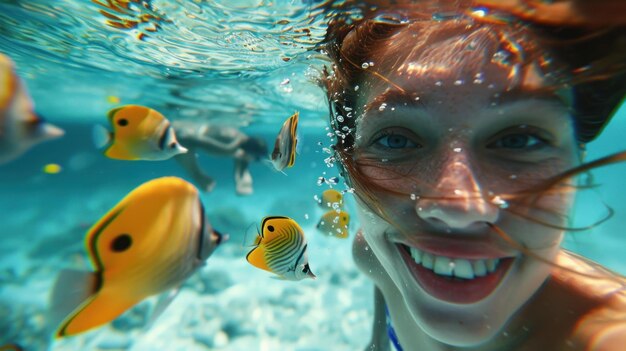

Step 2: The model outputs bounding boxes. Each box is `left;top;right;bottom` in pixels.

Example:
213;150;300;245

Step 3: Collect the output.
487;131;551;151
373;130;420;149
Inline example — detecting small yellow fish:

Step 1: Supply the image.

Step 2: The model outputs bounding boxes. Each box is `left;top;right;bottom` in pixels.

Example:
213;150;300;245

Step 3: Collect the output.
270;111;298;171
43;163;62;174
0;53;64;165
94;105;187;160
316;210;350;239
319;189;343;210
106;95;120;104
50;177;224;337
246;216;315;280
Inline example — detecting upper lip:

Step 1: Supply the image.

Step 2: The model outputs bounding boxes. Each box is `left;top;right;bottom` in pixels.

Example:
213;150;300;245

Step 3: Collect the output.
390;234;516;260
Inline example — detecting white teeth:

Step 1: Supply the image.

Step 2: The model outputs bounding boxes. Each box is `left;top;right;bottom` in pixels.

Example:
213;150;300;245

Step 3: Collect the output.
422;253;434;269
408;246;503;280
453;259;474;279
409;247;422;264
486;258;499;272
434;257;453;276
472;260;487;277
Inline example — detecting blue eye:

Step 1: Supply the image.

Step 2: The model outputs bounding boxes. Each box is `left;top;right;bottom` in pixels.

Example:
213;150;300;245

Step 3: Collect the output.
376;133;418;149
489;134;545;149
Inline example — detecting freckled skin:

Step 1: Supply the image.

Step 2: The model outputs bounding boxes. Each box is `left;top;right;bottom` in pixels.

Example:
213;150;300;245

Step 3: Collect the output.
346;30;626;351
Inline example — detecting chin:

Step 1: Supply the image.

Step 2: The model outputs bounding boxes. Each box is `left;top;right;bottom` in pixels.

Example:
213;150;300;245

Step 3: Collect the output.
397;253;554;347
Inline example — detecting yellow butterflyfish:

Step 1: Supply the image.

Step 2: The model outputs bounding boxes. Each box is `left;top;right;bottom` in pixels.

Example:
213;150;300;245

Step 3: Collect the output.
270;111;298;172
319;189;343;210
316;210;350;239
93;105;187;160
0;53;64;165
50;177;224;337
246;216;315;281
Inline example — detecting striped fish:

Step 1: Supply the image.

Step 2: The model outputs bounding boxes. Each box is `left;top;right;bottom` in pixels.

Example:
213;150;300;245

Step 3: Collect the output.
246;216;316;280
270;111;298;172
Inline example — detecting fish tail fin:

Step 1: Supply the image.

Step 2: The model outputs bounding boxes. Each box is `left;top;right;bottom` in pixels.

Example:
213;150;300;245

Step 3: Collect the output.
48;269;99;336
92;124;111;150
55;283;139;338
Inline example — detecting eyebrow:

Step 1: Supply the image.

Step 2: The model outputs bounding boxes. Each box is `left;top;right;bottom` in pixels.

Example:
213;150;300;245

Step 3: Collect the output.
365;87;567;112
491;88;568;108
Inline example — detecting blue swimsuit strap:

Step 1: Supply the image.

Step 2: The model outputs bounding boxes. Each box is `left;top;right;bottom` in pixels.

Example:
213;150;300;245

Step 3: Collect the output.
385;305;404;351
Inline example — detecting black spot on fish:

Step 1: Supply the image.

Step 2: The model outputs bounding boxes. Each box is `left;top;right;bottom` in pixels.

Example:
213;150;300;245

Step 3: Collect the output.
343;216;347;221
117;118;128;127
267;225;275;232
169;142;176;149
111;234;132;252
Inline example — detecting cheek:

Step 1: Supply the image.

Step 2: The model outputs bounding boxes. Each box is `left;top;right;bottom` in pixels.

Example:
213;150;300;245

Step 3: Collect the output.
356;157;427;195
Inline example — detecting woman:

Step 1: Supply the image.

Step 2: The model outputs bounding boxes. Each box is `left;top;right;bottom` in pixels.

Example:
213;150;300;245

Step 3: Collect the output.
320;1;626;350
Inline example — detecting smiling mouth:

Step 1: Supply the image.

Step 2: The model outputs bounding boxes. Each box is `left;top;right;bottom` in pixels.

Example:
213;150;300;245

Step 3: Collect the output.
398;244;515;304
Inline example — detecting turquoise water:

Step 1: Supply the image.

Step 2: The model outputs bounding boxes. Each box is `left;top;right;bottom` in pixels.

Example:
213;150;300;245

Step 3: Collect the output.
1;1;625;350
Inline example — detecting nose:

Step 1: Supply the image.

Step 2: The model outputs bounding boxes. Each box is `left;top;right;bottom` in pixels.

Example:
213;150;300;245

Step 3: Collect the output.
416;154;499;230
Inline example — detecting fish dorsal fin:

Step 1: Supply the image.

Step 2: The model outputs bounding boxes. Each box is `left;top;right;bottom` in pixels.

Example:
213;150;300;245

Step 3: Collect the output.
56;284;140;337
246;244;271;272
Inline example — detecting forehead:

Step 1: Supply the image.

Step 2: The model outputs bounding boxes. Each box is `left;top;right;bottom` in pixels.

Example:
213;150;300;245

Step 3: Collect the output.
354;75;572;140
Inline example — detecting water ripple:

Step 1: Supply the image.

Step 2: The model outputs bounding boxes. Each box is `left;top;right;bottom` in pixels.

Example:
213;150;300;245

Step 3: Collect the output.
0;0;334;125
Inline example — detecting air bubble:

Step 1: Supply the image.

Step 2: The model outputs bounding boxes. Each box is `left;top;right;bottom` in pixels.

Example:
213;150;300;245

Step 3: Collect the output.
361;62;370;69
491;196;509;209
379;103;387;111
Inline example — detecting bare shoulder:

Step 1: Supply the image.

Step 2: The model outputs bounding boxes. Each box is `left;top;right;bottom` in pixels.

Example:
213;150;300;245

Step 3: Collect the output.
553;250;626;349
553;250;626;301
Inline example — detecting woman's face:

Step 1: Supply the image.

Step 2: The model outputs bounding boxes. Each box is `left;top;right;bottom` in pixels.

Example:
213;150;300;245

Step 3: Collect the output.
350;57;580;346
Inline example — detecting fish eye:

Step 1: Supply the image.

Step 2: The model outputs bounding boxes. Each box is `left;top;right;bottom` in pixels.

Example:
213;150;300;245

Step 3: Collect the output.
111;234;132;252
267;225;275;232
342;216;347;221
117;118;129;127
302;264;309;273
